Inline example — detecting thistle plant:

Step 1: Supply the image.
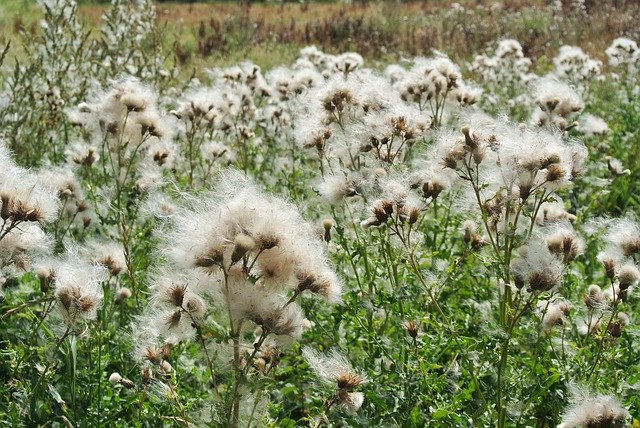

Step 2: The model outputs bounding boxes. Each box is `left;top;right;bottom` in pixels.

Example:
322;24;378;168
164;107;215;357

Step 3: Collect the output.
137;171;344;426
96;0;176;90
0;143;57;283
468;39;535;114
0;0;92;165
531;77;584;131
435;121;588;424
605;37;640;86
69;77;176;300
552;45;603;92
303;347;367;426
394;56;471;127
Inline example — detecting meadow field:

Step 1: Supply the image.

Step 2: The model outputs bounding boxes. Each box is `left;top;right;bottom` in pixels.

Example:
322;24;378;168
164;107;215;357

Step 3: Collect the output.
0;0;639;427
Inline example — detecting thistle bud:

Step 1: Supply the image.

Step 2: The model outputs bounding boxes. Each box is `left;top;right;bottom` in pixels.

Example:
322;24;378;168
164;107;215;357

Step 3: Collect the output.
471;234;486;251
519;183;532;200
231;234;256;263
618;265;640;290
545;164;566;182
1;195;11;220
36;266;54;293
422;180;445;199
606;157;631;177
120;378;135;389
607;312;629;338
258;234;279;250
322;218;334;242
109;372;122;385
165;284;187;307
194;247;224;270
403;320;419;338
462;220;475;243
514;274;525;290
109;372;135;389
528;271;558;292
161;340;175;359
143;346;163;365
408;207;421;225
114;287;132;305
382;200;394;216
621;237;640;257
544;98;560;112
584;284;603;309
601;256;616;280
120;94;146;112
461;126;476;150
141;367;153;384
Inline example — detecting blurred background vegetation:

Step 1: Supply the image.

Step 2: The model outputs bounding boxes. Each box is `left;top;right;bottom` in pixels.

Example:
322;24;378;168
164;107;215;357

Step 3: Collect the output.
2;0;639;71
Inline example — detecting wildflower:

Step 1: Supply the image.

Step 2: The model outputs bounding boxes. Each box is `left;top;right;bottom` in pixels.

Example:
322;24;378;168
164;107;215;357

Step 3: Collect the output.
538;299;570;331
455;83;482;107
602;218;640;260
231;234;256;264
36;167;85;213
53;258;108;329
334;52;364;74
139;170;342;368
531;77;583;130
617;264;639;290
511;242;563;292
544;222;584;264
1;224;50;275
605;37;640;71
321;218;334;243
553;45;602;84
109;372;134;389
602;280;633;303
422;179;446;200
606;157;630;177
579;114;609;137
67;143;99;167
469;39;533;90
318;174;362;204
403;320;419;338
583;284;603;309
0;171;58;225
35;264;55;293
303;347;367;413
114;287;132;305
559;388;629;428
607;312;630;338
84;240;126;276
537;200;576;224
598;253;617;280
461;220;485;250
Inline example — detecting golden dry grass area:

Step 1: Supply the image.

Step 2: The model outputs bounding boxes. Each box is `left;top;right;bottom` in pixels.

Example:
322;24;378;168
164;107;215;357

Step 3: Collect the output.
81;1;640;58
77;1;546;26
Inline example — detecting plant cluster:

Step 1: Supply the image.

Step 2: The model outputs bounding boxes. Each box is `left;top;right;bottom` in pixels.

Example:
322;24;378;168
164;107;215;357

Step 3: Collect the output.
0;1;639;427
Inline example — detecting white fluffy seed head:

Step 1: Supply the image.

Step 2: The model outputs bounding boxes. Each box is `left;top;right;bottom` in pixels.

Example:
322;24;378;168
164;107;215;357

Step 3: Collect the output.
559;387;629;428
109;372;122;385
618;264;640;289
